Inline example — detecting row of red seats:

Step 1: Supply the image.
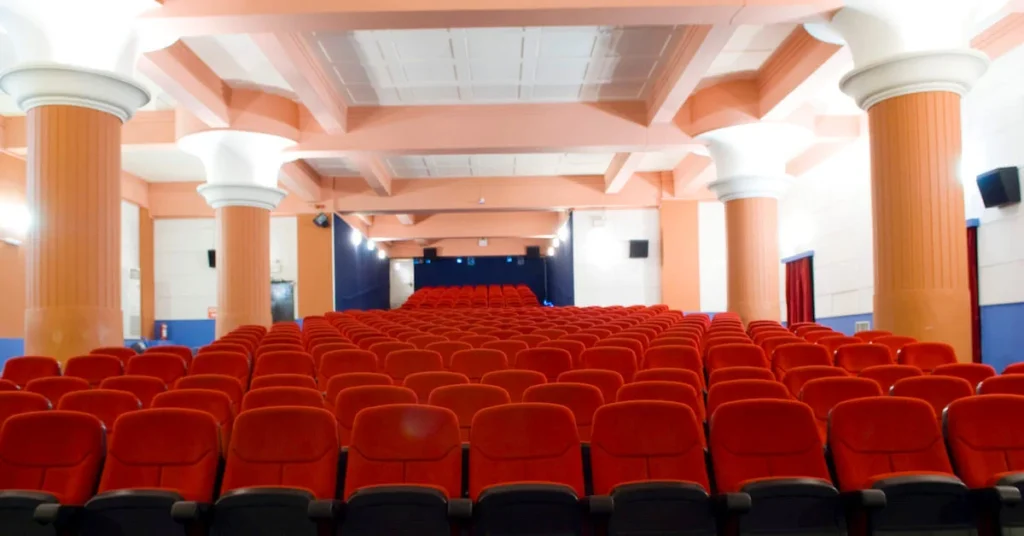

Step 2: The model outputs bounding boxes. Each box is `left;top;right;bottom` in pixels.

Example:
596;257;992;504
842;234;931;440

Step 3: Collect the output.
403;284;540;309
4;394;1024;536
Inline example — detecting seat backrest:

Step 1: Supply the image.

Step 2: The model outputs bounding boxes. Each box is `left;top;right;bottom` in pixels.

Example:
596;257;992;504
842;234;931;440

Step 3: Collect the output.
834;343;894;374
516;348;573;382
469;403;584;500
705;344;768;373
932;363;996;391
100;375;167;408
241;386;324;412
334;385;418;446
538;340;587;368
708;366;775;387
57;389;141;435
945;395;1024;489
1;356;61;387
402;371;470;403
761;337;805;361
773;343;831;378
126;353;189;386
318;350;378;386
146;345;194;368
707;379;790;417
510;334;550;348
590;401;709;495
480;370;546;403
0;411;104;505
188;352;251;388
428;384;510;442
858;364;923;392
642;345;701;376
152;389;235;446
222;407;339;499
596;338;645;361
310;342;360;368
798;377;882;441
449;349;508;382
25;377;90;406
633;368;703;394
384;349;444;381
557;369;624;405
977;374;1024;395
817;336;861;356
781;366;848;397
828;397;954;491
616;381;705;425
324;373;393;408
898;342;957;372
581;346;638;382
0;391;52;429
562;333;599;348
407;334;449;349
1003;363;1024;375
345;405;462;498
523;383;604;441
852;330;892;342
369;341;416;364
481;340;530;364
99;408;221;502
250;374;318;391
252;351;315;378
425;341;473;368
174;374;245;414
872;335;918;359
710;399;831;493
64;355;123;387
890;376;974;417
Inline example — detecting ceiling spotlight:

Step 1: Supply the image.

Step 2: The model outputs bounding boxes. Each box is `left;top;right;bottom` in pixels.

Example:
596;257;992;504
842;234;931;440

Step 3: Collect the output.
366;239;376;251
377;249;386;260
349;228;362;247
546;246;555;257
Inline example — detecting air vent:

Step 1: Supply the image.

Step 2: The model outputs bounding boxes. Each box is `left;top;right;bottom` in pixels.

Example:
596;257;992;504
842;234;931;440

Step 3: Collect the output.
854;321;871;333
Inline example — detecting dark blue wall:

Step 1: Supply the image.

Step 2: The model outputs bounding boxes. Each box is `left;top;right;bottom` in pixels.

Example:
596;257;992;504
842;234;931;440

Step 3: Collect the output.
414;256;547;301
333;215;390;311
545;218;574;306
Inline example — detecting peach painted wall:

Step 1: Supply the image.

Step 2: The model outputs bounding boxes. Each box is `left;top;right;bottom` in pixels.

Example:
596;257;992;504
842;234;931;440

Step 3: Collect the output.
139;207;155;339
387;238;549;259
0;154;26;339
297;215;334;317
660;200;701;311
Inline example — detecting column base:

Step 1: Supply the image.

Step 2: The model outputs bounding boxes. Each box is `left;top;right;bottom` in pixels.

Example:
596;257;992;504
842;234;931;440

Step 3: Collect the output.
730;300;782;326
216;309;272;340
874;289;972;363
25;306;123;362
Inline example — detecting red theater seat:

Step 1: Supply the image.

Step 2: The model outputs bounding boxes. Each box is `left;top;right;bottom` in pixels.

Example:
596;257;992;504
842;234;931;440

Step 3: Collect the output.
0;379;16;391
932;363;996;391
872;335;917;359
582;347;638;382
480;370;546;403
829;397;972;535
100;376;167;408
384;350;444;382
152;389;235;446
523;383;604;441
978;375;1024;395
83;408;220;534
707;380;789;417
516;347;573;382
175;374;245;414
834;343;894;374
590;400;714;536
510;334;550;348
324;373;392;412
707;366;775;387
91;346;138;366
250;373;318;391
369;341;416;364
252;351;315;379
482;340;530;364
469;403;586;535
817;336;861;356
0;411;104;534
334;385;418;446
798;377;882;441
858;364;923;392
642;345;702;376
57;389;140;437
0;391;51;429
317;349;378;387
449;349;508;382
25;377;89;406
853;330;892;342
407;334;449;349
145;345;194;368
772;343;831;379
64;354;123;387
1;356;60;388
616;381;705;425
425;341;473;368
241;386;324;411
705;344;768;374
562;333;599;348
402;371;470;402
558;370;623;406
126;353;188;385
890;376;974;417
898;342;958;372
428;384;510;442
213;407;339;535
341;405;463;535
634;368;704;394
189;352;251;389
539;340;586;368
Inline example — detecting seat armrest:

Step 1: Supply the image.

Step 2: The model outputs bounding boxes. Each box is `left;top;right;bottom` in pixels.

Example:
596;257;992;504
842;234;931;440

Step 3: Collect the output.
844;489;886;509
741;478;837;497
307;499;341;521
219;487;316;503
997;473;1024;488
448;497;472;519
971;486;1023;507
33;504;81;527
587;494;614;515
720;492;752;513
170;501;212;523
872;474;965;489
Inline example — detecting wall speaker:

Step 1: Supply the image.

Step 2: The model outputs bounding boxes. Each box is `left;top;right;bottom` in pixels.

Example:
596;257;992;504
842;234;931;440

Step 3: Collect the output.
423;247;438;260
207;249;216;268
526;246;541;258
312;212;330;228
629;240;649;259
977;167;1021;208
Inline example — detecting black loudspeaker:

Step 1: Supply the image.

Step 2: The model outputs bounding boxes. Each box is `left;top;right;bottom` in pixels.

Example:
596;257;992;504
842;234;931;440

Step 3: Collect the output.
312;212;330;228
977;167;1021;208
629;240;649;259
207;249;216;268
526;246;541;258
423;247;438;260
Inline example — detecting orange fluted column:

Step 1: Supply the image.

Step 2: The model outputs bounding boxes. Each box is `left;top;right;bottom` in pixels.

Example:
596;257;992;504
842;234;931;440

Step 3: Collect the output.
22;106;124;360
659;200;701;311
867;93;971;359
216;206;272;337
725;198;781;324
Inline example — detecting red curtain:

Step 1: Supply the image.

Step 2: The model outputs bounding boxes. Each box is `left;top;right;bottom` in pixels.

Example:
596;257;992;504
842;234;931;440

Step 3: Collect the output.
785;257;814;325
968;226;981;363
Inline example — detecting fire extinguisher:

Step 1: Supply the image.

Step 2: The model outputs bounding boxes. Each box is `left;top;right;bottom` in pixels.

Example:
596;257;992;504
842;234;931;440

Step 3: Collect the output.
160;323;168;341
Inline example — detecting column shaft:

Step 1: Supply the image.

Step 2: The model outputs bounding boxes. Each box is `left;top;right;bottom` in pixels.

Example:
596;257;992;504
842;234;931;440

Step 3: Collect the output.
24;105;123;361
216;206;271;337
725;197;781;323
868;91;971;360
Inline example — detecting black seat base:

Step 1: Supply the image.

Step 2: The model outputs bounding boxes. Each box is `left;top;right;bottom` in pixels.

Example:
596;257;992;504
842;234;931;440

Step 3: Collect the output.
865;476;975;536
473;483;583;536
82;489;191;536
607;481;716;536
737;478;846;536
342;485;454;536
0;491;62;536
211;488;320;536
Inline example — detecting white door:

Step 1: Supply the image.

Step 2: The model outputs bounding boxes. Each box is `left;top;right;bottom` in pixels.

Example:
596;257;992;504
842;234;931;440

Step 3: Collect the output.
390;259;415;309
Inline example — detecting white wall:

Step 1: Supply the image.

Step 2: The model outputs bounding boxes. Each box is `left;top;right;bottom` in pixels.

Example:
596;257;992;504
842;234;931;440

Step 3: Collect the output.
154;217;299;320
778;139;875;320
120;201;141;338
572;209;661;306
390;259;415;308
697;202;727;312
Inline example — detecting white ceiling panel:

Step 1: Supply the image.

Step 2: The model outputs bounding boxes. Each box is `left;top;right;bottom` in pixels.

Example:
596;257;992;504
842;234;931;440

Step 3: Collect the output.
305;157;362;177
182;34;297;99
707;24;795;77
307;25;682;105
121;147;207;183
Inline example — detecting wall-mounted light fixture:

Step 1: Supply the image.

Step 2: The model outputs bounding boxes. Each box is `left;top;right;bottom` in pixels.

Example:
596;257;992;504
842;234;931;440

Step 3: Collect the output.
0;201;31;246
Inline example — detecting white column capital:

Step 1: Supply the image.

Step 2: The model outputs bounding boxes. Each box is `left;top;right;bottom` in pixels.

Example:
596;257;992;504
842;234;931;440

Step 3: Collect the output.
179;130;296;211
697;122;813;202
805;0;996;110
0;64;150;122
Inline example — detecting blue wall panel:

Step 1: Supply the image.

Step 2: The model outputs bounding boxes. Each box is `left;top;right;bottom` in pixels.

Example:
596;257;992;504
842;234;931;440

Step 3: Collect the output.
333;215;390;311
980;302;1024;373
0;339;25;369
415;256;548;301
545;218;574;306
815;313;874;336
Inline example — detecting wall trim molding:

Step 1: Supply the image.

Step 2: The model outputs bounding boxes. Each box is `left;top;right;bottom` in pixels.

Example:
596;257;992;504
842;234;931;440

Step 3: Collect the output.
781;250;814;264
